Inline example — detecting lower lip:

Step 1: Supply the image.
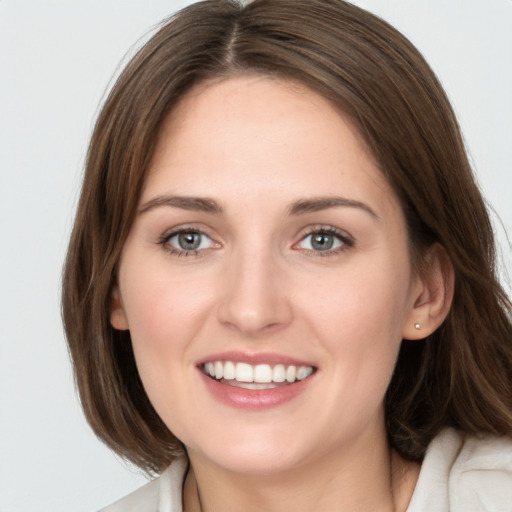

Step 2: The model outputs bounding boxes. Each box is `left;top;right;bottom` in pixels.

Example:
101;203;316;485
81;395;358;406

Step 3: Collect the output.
198;370;314;410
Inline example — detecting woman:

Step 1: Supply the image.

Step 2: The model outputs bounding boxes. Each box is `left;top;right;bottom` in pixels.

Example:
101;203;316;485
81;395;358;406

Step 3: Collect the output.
62;1;512;510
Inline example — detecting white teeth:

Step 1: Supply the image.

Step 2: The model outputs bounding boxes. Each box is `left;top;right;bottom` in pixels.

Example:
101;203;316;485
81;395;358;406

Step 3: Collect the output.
227;381;278;390
214;361;223;380
223;360;235;380
235;362;254;382
203;360;314;384
206;362;215;377
254;364;272;383
286;365;296;383
272;364;286;383
296;366;313;381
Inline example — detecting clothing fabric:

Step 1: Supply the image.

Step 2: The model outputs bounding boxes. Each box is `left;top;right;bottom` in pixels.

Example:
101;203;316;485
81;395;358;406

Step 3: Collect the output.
99;428;512;511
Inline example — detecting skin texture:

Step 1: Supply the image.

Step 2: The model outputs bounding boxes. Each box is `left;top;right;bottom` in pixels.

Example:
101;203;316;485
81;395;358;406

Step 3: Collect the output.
111;76;451;511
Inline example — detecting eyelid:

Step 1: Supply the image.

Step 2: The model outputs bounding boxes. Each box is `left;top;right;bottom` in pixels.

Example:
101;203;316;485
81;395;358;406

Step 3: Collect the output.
157;224;221;257
158;222;217;240
292;224;355;254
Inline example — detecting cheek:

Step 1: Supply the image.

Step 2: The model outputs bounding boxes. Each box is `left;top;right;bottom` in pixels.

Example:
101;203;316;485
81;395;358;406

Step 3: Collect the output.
118;265;209;376
307;261;409;339
119;274;209;434
302;260;411;387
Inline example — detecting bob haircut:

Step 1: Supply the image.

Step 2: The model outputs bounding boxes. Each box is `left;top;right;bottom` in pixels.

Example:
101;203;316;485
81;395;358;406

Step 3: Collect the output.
63;0;512;474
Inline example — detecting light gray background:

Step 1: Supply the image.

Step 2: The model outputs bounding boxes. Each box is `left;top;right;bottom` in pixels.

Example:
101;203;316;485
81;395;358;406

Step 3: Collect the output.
1;1;511;511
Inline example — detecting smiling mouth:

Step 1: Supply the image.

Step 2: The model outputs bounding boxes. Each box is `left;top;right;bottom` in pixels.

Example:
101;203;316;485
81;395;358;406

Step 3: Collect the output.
201;361;316;389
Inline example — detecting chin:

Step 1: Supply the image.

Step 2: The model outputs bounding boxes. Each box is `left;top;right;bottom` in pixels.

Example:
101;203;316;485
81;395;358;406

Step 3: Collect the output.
187;432;313;476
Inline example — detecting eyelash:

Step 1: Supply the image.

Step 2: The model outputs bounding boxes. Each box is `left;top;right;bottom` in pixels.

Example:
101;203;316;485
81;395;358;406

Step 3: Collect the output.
158;227;216;258
294;225;355;258
158;225;355;258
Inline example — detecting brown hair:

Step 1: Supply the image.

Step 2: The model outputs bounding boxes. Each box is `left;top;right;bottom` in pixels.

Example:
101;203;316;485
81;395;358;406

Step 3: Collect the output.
62;0;512;473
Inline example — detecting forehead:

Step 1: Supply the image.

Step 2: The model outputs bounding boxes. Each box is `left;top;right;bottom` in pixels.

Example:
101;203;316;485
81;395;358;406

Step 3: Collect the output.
142;76;399;218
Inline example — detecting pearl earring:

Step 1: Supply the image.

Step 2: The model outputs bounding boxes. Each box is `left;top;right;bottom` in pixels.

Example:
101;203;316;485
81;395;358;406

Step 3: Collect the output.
414;323;421;330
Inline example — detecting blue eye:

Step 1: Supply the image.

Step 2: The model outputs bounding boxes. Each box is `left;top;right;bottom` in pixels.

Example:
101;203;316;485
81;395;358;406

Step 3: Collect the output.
173;232;206;250
160;229;216;255
307;233;340;251
296;228;353;254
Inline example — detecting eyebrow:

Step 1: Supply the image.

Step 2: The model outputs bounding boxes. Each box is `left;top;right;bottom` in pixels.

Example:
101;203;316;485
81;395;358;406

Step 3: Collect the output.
138;194;378;219
139;195;223;215
288;196;378;219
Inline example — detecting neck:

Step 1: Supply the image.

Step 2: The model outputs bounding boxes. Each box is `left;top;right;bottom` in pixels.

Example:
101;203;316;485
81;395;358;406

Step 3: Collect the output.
183;429;419;512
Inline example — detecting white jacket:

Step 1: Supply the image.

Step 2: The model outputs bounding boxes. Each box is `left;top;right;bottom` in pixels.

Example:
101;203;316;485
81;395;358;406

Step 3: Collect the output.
100;429;512;511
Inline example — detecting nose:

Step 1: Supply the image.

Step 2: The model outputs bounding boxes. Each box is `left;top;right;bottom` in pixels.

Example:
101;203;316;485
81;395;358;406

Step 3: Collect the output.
217;246;293;337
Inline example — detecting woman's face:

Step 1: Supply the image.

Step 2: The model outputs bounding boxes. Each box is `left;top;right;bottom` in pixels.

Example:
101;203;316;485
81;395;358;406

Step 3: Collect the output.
112;76;424;475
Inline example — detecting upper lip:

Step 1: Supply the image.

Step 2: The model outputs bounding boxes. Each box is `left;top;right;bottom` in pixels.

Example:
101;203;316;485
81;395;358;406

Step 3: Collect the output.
196;351;316;368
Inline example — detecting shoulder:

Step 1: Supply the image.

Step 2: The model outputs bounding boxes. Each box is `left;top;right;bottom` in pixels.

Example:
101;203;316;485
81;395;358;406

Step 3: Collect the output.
448;429;512;511
99;477;160;512
408;428;512;512
99;457;188;512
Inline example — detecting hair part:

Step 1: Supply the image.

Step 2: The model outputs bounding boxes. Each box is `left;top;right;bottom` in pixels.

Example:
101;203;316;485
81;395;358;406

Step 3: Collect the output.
62;0;512;473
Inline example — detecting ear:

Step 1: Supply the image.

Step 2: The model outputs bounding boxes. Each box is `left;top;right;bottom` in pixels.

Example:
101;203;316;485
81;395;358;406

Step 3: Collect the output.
110;285;129;331
402;244;454;340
